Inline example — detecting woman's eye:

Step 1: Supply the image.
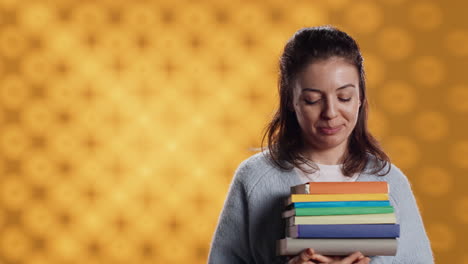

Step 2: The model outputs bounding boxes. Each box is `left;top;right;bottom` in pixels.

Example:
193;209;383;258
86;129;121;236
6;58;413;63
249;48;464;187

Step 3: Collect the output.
339;97;352;102
304;99;320;105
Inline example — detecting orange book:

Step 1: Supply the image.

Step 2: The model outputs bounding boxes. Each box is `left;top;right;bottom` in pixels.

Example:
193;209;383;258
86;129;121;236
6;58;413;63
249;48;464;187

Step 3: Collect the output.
291;182;388;195
286;193;389;205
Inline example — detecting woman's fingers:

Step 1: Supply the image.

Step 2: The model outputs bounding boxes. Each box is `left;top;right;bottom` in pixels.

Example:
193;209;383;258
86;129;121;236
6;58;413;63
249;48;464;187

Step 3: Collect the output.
354;256;371;264
299;248;315;261
339;251;365;264
287;249;370;264
287;248;313;264
309;252;334;263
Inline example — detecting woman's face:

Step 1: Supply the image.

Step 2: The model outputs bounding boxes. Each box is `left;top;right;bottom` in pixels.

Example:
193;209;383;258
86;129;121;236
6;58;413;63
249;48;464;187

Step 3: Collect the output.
292;56;361;153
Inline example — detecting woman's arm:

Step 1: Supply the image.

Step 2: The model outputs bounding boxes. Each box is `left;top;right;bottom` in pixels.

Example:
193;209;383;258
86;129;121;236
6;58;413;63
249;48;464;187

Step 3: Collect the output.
373;165;434;264
208;164;253;263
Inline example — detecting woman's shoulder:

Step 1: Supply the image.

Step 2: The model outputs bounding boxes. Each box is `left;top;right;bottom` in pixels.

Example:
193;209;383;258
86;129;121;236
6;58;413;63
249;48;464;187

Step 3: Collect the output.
237;150;272;169
234;151;279;179
231;150;292;193
363;154;414;195
363;154;410;184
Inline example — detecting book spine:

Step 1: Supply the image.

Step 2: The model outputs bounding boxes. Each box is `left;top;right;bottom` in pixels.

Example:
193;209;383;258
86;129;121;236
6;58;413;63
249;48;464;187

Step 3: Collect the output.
293;200;391;208
290;193;389;203
288;224;400;238
295;206;394;216
291;182;389;194
277;238;398;256
287;213;397;225
308;182;388;194
291;184;309;194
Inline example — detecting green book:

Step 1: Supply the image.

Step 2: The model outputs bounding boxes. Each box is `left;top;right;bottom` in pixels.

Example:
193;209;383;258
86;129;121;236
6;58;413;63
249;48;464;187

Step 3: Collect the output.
282;206;394;218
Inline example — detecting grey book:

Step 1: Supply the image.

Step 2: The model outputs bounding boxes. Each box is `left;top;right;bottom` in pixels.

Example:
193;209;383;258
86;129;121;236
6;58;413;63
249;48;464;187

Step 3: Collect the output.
277;238;398;256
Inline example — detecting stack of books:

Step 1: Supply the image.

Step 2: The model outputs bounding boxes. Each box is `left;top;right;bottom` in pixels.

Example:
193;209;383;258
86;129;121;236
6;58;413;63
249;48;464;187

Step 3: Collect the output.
277;181;399;256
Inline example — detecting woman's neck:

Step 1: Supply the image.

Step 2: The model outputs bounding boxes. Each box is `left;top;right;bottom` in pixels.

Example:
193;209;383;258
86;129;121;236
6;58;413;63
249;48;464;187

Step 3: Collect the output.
301;143;348;165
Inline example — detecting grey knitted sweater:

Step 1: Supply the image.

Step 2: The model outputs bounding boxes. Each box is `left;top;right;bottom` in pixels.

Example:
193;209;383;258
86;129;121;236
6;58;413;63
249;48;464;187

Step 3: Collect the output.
208;152;434;263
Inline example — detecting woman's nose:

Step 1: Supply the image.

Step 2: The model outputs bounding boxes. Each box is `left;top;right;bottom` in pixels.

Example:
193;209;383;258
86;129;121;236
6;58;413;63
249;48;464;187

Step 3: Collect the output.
321;98;338;120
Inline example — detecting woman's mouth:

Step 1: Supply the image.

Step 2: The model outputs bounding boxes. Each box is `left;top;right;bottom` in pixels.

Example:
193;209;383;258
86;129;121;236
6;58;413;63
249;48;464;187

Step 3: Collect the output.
318;126;342;135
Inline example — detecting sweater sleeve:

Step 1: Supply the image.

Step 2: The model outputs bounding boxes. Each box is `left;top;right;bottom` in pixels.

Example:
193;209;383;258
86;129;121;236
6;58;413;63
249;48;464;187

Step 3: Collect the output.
208;162;253;263
387;165;434;264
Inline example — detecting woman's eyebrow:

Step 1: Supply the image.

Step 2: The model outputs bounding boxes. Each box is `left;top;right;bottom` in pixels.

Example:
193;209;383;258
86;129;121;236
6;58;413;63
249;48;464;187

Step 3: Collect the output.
336;84;356;90
302;84;355;93
301;88;321;93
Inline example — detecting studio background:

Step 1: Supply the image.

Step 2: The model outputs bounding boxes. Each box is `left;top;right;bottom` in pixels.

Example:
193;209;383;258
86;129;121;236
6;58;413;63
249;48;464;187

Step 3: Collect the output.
0;0;467;263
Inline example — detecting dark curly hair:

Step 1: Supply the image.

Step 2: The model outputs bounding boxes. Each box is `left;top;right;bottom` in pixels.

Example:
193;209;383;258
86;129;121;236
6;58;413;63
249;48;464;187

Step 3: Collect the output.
262;25;390;176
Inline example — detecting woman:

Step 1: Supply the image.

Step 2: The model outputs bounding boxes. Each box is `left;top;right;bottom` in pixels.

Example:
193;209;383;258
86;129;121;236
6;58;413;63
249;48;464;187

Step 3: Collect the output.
208;26;433;263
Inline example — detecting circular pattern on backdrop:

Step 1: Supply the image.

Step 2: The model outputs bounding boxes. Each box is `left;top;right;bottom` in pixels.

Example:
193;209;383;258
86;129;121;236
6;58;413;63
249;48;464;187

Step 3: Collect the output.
0;27;27;58
408;2;443;31
381;0;406;5
344;2;382;34
20;52;55;82
410;56;445;86
324;0;351;10
0;124;29;159
125;4;159;29
0;57;3;77
362;53;386;88
288;2;328;27
450;141;468;169
0;209;4;229
177;3;214;30
22;203;55;237
0;76;29;109
426;222;455;252
416;166;452;196
412;111;448;141
367;108;388;140
23;154;56;185
379;81;415;114
377;27;414;60
384;136;420;169
0;176;31;210
230;3;268;30
445;30;468;56
0;227;31;262
72;4;109;33
447;84;468;113
48;234;80;261
455;196;468;223
17;2;55;33
20;102;55;134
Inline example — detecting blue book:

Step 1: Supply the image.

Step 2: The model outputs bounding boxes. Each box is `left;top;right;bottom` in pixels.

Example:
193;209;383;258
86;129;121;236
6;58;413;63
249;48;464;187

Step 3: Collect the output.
287;224;400;238
293;200;390;208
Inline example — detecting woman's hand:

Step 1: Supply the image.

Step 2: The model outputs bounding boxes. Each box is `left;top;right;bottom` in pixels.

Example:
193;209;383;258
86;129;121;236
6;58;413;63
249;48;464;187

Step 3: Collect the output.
325;252;371;264
287;248;333;264
287;249;371;264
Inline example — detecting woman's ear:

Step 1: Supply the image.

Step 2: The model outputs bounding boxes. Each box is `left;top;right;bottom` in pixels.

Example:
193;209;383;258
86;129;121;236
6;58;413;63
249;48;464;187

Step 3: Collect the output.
359;97;366;107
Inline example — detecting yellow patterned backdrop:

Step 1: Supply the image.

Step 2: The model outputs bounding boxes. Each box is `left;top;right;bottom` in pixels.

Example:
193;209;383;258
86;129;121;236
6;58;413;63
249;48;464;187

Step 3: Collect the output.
0;0;467;263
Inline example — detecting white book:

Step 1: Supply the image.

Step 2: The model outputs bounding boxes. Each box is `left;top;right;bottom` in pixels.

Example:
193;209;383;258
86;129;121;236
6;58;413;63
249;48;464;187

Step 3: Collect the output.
277;238;398;256
287;213;396;226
